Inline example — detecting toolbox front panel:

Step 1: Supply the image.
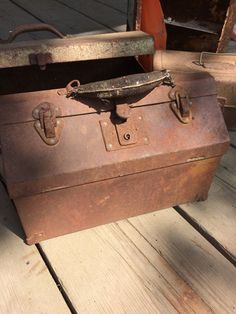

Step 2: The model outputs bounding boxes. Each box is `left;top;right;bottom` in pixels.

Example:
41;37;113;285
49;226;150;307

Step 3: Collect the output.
15;157;220;244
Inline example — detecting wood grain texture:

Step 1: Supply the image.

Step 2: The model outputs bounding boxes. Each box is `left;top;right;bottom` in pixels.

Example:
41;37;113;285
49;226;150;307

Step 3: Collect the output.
13;0;112;36
230;132;236;147
94;0;127;14
40;207;236;313
0;0;72;41
0;0;39;41
128;210;236;313
57;0;127;32
0;183;70;314
217;146;236;189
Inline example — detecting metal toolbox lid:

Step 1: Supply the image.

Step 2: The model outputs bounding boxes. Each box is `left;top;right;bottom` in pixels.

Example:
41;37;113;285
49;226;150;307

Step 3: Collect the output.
0;31;155;69
0;72;229;198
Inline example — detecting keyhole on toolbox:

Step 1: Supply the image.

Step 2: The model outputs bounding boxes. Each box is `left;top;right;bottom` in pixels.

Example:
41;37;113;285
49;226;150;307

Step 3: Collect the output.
123;132;131;141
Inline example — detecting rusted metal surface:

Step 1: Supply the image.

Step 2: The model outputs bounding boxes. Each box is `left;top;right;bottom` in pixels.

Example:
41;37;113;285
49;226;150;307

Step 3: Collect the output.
0;31;154;69
153;50;236;130
0;72;229;243
0;23;65;44
15;157;220;244
0;72;217;125
115;103;131;121
154;49;236;70
0;73;228;199
32;102;63;145
169;87;192;124
100;113;148;151
29;52;53;70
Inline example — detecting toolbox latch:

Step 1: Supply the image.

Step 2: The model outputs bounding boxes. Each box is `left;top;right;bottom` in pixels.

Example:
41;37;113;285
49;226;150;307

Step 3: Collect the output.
115;103;131;121
169;87;192;124
32;102;63;145
100;112;148;151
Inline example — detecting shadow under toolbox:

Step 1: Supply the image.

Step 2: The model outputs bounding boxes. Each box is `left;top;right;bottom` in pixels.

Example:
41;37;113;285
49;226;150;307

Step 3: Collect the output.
0;71;229;244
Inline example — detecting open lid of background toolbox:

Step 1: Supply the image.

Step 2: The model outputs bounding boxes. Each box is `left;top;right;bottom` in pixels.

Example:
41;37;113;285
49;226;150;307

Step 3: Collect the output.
0;72;229;199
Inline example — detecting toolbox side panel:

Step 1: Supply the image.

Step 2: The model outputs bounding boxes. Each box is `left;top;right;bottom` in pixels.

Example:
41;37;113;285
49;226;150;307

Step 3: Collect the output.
15;157;220;244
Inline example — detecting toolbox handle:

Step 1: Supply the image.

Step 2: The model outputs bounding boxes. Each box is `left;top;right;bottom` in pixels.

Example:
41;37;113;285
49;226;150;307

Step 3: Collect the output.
0;23;65;43
63;70;174;100
197;51;236;70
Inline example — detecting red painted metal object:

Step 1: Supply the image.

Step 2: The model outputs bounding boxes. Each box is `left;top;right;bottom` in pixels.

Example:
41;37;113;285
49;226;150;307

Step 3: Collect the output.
129;0;236;69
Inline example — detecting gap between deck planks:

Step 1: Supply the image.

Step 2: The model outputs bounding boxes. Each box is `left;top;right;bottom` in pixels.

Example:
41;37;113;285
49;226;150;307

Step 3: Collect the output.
40;207;236;313
9;0;127;39
0;183;71;314
56;0;127;32
176;135;236;266
94;0;128;14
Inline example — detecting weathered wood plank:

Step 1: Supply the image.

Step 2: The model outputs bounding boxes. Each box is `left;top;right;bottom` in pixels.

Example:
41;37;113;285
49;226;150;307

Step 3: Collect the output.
0;0;39;41
13;0;112;35
217;146;236;189
57;0;127;32
0;183;70;314
0;0;73;41
230;131;236;147
40;207;236;313
94;0;127;14
128;210;236;313
177;145;236;265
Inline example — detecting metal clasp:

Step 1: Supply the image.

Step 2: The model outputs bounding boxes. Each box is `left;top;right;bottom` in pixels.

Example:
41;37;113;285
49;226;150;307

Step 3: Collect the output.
115;102;131;121
100;113;148;151
32;102;63;145
169;87;192;124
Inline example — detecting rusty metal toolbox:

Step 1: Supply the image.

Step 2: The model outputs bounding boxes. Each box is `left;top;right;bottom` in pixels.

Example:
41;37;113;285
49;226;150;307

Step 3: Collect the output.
0;70;229;244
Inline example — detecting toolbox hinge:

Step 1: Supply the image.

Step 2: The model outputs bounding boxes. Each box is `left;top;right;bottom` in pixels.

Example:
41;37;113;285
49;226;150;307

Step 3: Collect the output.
29;52;53;70
32;102;63;145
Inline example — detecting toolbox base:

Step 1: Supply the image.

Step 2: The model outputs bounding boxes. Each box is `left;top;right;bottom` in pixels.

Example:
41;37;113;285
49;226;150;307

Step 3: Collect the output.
15;157;219;244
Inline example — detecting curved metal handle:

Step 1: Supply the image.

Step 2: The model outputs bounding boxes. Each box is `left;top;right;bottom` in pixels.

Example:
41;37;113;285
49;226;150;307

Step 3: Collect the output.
0;23;65;43
63;70;174;99
196;51;236;70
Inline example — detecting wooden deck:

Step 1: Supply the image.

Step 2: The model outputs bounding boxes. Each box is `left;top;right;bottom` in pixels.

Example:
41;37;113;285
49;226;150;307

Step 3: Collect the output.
0;1;236;313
